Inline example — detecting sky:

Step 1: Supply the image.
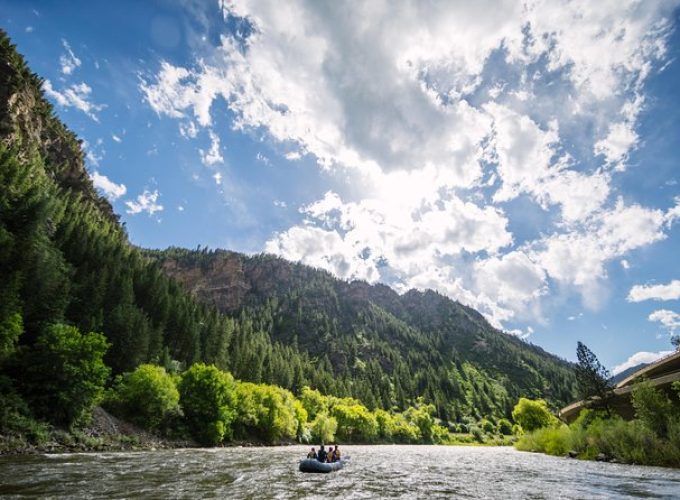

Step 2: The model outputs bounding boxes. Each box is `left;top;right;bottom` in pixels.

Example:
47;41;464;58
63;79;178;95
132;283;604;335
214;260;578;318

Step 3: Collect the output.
2;0;680;373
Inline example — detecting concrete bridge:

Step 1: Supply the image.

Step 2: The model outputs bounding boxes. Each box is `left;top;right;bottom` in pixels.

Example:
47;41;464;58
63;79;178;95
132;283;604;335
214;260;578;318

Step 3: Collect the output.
559;350;680;423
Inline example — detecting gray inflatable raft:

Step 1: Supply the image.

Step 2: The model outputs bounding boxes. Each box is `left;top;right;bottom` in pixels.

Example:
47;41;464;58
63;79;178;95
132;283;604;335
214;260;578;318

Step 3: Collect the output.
299;458;347;473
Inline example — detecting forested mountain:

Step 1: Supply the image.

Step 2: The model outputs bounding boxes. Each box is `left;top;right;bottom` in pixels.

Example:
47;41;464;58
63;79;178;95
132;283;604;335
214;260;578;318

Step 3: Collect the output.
148;248;578;420
0;30;575;434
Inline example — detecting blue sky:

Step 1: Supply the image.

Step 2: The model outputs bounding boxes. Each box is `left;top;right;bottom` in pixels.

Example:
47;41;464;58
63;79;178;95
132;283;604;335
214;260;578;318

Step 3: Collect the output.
3;0;680;373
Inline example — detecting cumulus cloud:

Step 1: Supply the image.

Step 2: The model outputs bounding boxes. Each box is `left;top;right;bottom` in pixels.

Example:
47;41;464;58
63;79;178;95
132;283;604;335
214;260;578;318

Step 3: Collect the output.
139;0;679;328
60;39;81;75
125;189;164;215
530;199;668;309
628;280;680;302
594;122;639;170
612;350;673;375
648;309;680;333
90;171;127;201
43;80;104;121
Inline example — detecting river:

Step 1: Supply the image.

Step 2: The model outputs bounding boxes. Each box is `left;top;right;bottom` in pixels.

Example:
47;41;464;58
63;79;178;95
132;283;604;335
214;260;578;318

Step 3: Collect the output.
1;445;679;499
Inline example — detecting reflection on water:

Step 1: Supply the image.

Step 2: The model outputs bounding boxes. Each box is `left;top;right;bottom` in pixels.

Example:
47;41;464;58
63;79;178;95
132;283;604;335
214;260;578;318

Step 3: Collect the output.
1;445;680;499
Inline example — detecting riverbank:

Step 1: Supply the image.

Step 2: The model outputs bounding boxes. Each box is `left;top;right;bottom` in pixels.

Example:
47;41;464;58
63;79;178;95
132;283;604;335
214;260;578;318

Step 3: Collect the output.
0;407;194;455
1;406;515;455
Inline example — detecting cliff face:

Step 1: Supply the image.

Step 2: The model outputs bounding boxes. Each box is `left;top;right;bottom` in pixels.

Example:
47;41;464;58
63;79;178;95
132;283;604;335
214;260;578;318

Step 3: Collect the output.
0;31;117;222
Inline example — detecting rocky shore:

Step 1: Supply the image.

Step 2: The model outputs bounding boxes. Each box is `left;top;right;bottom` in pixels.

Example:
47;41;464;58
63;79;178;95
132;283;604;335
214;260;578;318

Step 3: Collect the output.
0;407;194;455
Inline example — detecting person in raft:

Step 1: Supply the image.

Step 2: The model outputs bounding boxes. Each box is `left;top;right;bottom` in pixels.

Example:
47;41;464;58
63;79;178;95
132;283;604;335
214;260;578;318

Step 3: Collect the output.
317;445;328;462
327;446;335;463
333;445;341;462
307;447;317;459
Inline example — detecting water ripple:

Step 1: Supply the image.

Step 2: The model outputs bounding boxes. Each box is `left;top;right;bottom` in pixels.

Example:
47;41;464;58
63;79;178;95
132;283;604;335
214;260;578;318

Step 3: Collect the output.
2;445;680;499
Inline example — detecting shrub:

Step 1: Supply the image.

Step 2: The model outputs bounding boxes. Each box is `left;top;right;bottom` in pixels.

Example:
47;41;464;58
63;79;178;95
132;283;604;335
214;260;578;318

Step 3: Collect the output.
234;382;299;443
332;403;378;442
309;411;337;444
106;364;179;431
511;398;558;432
497;418;513;436
18;323;110;427
480;419;495;434
178;363;237;445
631;380;673;438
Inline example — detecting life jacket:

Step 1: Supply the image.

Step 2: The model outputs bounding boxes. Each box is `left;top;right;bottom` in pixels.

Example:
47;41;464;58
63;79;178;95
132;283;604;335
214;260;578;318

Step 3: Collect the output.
334;449;341;460
307;451;316;459
318;449;327;462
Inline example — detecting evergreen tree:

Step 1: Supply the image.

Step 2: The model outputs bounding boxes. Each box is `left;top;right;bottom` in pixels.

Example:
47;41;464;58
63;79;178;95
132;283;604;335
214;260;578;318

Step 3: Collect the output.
575;341;613;414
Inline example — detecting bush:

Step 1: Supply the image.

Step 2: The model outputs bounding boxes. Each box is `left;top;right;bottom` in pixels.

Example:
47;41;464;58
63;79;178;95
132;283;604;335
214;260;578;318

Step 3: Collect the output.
511;398;558;432
309;411;337;444
497;418;513;436
480;419;495;434
18;323;110;427
178;363;237;445
631;380;673;438
332;403;378;442
0;376;49;444
106;364;179;431
234;382;299;443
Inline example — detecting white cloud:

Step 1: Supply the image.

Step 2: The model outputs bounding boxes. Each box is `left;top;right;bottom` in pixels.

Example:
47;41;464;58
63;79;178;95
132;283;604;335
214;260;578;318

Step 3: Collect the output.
200;130;223;166
90;171;127;201
612;350;673;375
648;309;680;333
112;134;122;143
43;80;104;121
60;39;81;75
594;122;638;170
256;152;270;165
140;61;230;127
213;172;223;185
484;103;610;222
530;199;667;309
621;259;631;270
125;189;164;215
179;121;198;139
628;280;680;302
139;0;679;328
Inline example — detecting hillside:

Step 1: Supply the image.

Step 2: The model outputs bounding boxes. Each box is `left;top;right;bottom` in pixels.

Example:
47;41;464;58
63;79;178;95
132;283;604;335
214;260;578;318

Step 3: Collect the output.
149;248;578;419
0;29;575;438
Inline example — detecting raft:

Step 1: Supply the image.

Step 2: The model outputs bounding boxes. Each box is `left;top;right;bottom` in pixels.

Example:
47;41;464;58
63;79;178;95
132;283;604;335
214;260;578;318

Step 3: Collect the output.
299;458;348;473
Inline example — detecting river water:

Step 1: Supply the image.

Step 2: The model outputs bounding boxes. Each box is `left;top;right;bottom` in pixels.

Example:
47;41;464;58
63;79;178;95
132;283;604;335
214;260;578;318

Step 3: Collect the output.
1;445;679;499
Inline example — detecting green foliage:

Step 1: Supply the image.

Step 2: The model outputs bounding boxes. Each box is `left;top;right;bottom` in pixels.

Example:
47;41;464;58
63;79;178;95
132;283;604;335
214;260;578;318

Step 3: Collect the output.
511;398;558;432
497;418;513;436
178;363;237;445
234;381;299;442
309;412;337;444
0;313;22;362
480;419;495;434
299;386;327;421
331;403;378;442
515;385;680;467
575;342;613;412
404;400;437;443
0;376;49;444
631;379;673;438
17;324;110;427
106;364;179;431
